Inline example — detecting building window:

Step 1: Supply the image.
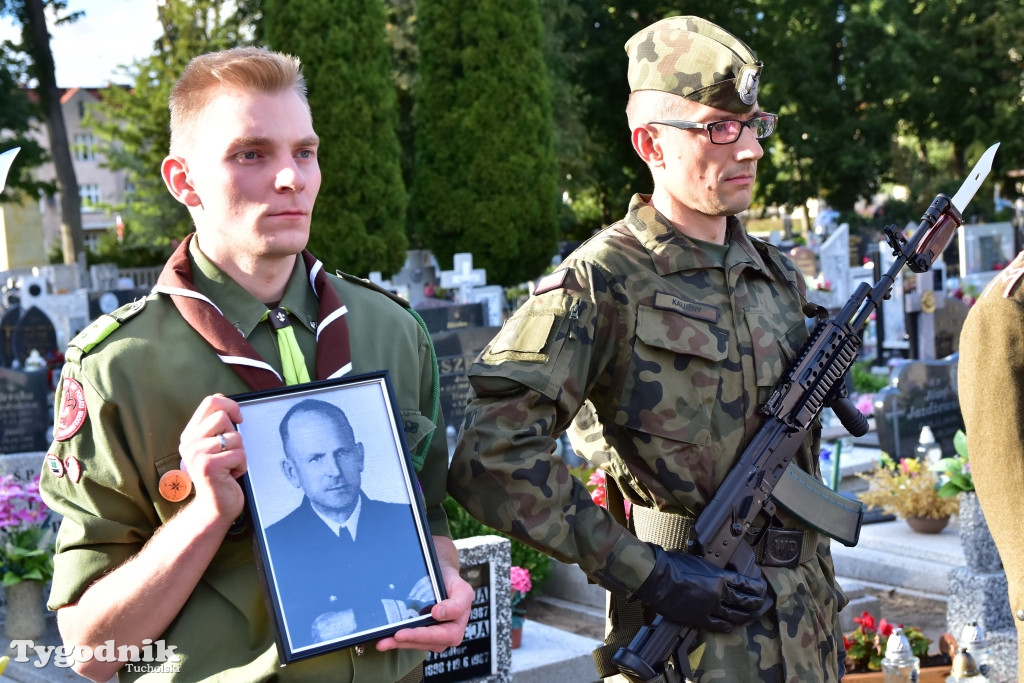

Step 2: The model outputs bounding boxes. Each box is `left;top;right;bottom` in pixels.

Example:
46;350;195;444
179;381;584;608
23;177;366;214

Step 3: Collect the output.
80;184;101;207
74;133;97;161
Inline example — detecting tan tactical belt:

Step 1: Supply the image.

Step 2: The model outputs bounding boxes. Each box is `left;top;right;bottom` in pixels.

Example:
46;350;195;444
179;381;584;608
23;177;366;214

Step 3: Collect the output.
631;505;818;568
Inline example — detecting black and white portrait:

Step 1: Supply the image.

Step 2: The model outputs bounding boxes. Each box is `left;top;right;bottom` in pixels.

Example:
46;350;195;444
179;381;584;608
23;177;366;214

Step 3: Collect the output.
235;373;443;661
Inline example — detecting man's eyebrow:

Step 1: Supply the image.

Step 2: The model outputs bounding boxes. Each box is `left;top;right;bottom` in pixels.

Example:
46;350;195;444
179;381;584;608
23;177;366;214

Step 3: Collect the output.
227;135;320;149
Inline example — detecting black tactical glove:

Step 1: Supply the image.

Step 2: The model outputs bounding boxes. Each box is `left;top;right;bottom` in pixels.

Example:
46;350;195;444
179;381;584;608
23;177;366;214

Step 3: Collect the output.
628;545;771;633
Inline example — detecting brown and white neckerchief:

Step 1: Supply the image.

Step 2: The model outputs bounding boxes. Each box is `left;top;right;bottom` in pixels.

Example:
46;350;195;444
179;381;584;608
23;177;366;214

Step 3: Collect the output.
153;234;352;390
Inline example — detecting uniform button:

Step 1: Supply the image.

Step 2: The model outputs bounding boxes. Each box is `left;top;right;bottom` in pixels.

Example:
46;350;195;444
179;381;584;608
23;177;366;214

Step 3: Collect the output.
64;456;82;483
159;469;193;502
1017;609;1024;622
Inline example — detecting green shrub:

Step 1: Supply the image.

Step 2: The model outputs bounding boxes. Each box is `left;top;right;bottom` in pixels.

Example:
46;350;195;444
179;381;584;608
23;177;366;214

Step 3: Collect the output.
851;361;890;394
443;497;552;592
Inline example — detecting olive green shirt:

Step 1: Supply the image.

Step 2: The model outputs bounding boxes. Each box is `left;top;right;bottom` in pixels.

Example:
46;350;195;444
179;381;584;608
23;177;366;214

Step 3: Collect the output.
41;241;449;681
959;249;1024;675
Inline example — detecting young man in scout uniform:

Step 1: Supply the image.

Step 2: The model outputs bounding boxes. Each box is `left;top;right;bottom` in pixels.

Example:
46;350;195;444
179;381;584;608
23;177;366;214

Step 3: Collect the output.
40;47;471;682
449;16;848;682
959;252;1024;679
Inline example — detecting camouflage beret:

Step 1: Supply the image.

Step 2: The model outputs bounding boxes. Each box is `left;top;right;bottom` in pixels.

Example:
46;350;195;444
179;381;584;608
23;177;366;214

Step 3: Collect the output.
624;16;762;114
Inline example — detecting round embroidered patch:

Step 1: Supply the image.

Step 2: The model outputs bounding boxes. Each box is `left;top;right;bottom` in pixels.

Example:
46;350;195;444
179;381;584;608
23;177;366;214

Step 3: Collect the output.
55;378;88;441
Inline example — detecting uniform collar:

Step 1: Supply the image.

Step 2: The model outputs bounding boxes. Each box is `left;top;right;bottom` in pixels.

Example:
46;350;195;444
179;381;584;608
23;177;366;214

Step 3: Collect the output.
624;193;775;280
188;238;320;338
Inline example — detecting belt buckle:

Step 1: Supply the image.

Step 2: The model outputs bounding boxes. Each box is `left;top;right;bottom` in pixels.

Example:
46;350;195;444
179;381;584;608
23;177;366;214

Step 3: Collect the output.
760;528;802;568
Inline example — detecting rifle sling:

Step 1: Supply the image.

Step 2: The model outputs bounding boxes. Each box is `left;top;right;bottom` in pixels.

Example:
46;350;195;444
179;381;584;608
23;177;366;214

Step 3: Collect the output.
771;465;863;547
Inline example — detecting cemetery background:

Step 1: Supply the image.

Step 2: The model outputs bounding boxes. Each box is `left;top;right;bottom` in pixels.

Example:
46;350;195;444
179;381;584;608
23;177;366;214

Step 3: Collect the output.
0;211;1021;679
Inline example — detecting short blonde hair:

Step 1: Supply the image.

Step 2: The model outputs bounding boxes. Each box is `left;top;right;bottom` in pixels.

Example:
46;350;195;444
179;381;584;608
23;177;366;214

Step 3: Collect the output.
625;90;695;130
169;47;308;153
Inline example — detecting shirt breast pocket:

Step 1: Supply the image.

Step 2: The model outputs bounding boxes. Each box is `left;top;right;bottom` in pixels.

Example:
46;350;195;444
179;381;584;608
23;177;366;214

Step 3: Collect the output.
620;305;728;446
746;310;809;404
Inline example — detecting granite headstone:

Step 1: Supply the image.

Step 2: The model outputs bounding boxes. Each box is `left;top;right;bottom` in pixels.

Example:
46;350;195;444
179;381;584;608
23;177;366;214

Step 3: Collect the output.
0;367;50;455
874;355;963;459
432;327;500;434
10;306;57;368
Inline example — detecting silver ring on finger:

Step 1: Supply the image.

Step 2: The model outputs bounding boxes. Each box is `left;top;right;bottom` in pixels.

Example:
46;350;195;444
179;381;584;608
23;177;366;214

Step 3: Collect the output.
218;433;228;452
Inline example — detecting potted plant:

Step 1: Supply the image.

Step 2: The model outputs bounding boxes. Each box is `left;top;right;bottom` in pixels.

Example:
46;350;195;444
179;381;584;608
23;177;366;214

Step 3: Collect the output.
0;474;54;640
857;454;959;533
509;565;532;649
842;610;951;681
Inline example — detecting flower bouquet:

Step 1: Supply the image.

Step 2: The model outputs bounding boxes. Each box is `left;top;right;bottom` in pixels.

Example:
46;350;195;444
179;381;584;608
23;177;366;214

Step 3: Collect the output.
0;474;54;586
857;454;959;524
510;565;532;630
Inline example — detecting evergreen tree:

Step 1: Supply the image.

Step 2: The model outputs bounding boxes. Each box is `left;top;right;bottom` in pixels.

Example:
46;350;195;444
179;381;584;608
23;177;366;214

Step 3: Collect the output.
86;0;251;261
263;0;408;277
413;0;558;286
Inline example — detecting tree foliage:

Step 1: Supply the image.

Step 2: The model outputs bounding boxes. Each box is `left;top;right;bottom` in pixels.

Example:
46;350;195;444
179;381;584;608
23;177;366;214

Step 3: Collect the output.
1;0;84;264
413;0;558;285
264;0;408;277
85;0;251;263
0;47;50;200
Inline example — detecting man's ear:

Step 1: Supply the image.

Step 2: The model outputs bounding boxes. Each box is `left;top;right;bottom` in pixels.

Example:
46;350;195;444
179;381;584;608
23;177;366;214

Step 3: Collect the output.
280;458;301;489
631;125;664;168
355;443;365;472
161;155;202;208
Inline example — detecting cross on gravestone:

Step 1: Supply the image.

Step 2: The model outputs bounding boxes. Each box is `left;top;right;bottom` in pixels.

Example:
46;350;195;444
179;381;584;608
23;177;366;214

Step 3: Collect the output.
440;254;486;305
904;270;945;361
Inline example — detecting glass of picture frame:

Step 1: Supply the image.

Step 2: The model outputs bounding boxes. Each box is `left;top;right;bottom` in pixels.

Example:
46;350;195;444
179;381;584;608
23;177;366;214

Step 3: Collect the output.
233;370;446;663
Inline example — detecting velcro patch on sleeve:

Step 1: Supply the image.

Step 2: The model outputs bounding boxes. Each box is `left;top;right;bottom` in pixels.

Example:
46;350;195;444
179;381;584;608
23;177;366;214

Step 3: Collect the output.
485;311;557;361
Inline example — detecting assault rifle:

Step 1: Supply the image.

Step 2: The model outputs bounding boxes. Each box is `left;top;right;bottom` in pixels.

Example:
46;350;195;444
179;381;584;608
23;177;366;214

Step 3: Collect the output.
612;143;1000;683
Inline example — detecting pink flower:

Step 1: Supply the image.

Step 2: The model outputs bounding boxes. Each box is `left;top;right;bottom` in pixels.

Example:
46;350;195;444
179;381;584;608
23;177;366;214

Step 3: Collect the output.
855;393;875;416
510;566;532;595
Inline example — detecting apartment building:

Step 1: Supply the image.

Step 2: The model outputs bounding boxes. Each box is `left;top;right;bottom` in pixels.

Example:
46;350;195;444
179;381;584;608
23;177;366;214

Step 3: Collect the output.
30;87;130;254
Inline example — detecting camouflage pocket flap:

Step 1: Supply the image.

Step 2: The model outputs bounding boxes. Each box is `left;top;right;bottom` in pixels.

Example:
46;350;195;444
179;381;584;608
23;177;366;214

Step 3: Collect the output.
636;305;727;361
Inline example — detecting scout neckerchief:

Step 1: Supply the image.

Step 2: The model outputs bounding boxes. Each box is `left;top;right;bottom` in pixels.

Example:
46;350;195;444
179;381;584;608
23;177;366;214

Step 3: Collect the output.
153;233;352;389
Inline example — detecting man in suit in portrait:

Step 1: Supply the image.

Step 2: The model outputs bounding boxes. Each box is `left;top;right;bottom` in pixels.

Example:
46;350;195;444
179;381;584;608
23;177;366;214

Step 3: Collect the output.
265;398;434;650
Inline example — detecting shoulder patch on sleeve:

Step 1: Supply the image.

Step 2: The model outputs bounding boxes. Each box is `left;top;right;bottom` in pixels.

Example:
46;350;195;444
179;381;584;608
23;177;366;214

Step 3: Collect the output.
533;269;569;295
69;297;147;353
336;271;411;309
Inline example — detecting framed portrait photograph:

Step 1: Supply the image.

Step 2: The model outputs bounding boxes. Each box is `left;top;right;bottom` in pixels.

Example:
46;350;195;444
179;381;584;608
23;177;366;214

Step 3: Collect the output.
232;370;446;663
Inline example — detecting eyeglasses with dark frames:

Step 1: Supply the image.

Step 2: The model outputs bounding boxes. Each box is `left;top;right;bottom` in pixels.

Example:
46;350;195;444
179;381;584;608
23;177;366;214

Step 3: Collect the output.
647;112;778;145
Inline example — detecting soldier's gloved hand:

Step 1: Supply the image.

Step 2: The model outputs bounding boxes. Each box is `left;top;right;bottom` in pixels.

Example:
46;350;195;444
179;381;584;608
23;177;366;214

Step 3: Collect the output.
628;545;770;633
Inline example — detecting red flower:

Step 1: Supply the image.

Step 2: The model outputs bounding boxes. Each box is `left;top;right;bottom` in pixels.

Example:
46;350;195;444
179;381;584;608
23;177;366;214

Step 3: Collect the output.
854;611;876;631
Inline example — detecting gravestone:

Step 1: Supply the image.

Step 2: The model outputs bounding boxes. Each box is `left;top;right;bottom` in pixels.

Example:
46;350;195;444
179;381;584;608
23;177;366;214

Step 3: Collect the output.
788;246;818;279
874;355;963;460
440;254;486;305
468;286;506;327
432;327;501;434
934;297;970;360
0;367;50;455
904;270;945;361
424;535;512;682
10;306;57;368
879;239;909;352
417;303;487;336
88;287;150;319
806;224;851;310
0;303;18;366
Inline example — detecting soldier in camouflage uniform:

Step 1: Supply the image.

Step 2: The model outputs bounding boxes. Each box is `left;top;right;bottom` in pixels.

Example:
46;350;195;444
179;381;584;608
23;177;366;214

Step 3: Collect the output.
449;16;847;683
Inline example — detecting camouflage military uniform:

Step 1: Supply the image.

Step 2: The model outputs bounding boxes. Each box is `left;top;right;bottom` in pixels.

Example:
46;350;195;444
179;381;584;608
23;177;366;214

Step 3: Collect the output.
959;250;1024;677
449;194;846;682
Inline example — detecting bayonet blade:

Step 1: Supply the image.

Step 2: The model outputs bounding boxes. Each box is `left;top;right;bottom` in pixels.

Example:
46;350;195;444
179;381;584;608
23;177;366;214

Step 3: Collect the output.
951;142;1000;213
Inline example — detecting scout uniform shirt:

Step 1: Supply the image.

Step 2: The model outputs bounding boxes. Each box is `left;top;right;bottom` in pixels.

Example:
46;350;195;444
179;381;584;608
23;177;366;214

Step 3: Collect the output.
450;194;847;681
41;239;449;682
959;249;1024;676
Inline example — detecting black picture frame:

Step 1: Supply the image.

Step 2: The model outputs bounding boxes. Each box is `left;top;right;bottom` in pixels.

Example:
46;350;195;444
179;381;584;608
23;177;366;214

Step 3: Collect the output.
232;370;446;663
